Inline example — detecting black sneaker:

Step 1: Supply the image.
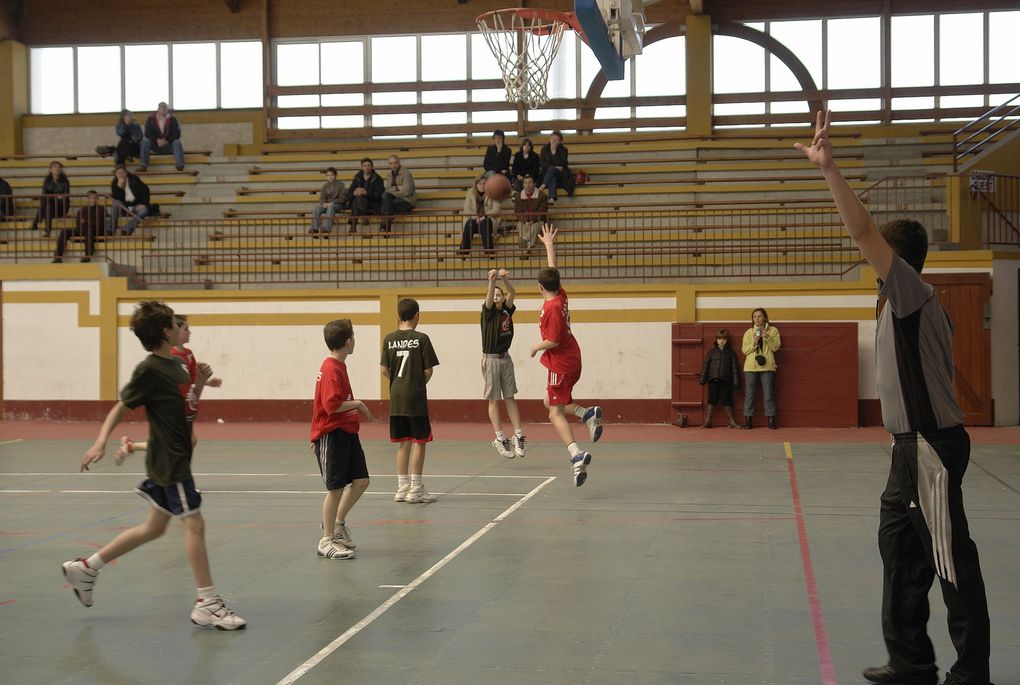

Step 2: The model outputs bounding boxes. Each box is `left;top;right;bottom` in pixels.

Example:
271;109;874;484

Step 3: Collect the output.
862;665;938;685
768;416;777;430
743;416;752;429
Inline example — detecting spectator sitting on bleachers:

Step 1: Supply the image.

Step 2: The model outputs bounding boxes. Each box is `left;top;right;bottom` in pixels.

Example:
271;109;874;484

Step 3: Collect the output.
511;138;540;193
139;102;184;172
380;155;417;233
108;165;150;235
459;175;501;258
539;130;574;203
310;166;346;235
0;176;13;221
346;157;385;233
513;175;548;250
54;189;107;263
96;109;143;165
483;129;512;180
31;161;71;236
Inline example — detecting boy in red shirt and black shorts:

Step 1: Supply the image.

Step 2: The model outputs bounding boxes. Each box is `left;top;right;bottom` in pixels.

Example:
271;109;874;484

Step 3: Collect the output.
530;225;603;486
311;318;373;559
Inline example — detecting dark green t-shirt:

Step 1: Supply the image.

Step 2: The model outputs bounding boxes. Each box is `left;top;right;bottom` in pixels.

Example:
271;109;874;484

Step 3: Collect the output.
381;329;440;417
480;303;516;354
120;354;193;485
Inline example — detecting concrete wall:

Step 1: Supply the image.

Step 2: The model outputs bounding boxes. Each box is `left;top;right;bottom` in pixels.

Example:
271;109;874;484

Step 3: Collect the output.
992;257;1020;425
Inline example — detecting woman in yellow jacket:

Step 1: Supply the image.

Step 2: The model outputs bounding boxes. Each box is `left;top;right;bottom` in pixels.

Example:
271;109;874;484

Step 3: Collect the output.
741;307;781;429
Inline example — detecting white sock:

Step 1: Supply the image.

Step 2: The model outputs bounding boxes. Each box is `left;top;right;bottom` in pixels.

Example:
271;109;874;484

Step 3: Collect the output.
514;429;524;437
197;585;216;600
397;475;410;488
495;431;506;441
567;442;581;457
573;405;588;419
85;553;106;570
410;474;422;486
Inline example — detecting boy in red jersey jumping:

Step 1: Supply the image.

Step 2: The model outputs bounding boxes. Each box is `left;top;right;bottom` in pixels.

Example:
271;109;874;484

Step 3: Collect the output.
530;224;603;486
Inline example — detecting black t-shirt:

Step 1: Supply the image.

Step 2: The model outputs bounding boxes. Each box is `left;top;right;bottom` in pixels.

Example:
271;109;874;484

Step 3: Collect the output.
481;303;516;354
381;329;440;416
120;354;193;485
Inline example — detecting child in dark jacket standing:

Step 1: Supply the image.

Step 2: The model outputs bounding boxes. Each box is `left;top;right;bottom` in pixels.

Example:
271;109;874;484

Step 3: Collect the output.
699;329;741;429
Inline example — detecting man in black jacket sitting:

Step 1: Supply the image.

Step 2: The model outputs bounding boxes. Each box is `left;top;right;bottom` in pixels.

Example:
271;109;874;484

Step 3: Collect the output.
108;165;151;235
346;158;384;233
139;102;185;171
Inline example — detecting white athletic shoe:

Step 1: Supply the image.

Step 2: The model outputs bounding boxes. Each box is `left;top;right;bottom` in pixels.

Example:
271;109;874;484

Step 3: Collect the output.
583;406;603;443
570;451;592;487
394;484;410;502
333;521;356;550
61;558;98;607
512;433;526;459
405;485;436;503
492;437;514;459
316;536;355;559
190;595;247;630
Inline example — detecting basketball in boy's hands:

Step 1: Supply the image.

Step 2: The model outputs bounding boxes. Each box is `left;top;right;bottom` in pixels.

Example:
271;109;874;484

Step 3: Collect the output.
484;174;512;202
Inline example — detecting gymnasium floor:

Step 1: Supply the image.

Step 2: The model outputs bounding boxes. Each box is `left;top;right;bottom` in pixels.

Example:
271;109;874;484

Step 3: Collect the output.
1;421;1017;685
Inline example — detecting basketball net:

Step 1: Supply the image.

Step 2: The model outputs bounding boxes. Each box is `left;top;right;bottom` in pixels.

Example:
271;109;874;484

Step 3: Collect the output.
476;9;573;109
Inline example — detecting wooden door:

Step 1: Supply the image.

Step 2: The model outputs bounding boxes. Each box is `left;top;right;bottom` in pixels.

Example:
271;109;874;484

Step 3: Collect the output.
925;274;993;425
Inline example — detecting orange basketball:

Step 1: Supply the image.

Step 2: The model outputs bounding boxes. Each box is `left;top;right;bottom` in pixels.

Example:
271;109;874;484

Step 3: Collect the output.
484;173;512;202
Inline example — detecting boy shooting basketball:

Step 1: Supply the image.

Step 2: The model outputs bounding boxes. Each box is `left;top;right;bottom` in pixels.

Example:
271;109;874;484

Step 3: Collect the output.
482;268;525;459
797;111;993;685
531;224;603;486
64;301;245;630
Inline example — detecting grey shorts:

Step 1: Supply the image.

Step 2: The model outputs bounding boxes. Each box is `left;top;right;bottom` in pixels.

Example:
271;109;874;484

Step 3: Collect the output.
482;353;518;400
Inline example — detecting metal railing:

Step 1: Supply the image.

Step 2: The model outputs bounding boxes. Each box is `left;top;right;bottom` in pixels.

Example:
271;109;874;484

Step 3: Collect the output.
969;173;1020;247
952;93;1020;171
858;175;949;242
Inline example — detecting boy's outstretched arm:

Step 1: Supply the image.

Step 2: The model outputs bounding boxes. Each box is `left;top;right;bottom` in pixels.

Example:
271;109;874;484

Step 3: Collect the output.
538;223;557;269
499;268;515;307
81;401;129;471
484;269;497;309
795;110;894;280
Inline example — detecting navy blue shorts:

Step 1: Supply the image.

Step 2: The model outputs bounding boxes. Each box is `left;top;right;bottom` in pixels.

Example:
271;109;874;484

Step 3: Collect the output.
389;416;433;444
314;428;369;491
135;478;202;518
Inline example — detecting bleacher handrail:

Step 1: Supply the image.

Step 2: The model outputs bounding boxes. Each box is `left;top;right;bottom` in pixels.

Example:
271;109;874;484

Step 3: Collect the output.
952;93;1020;171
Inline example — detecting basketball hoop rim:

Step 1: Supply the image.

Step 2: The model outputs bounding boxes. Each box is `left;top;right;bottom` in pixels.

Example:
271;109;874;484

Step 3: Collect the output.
476;8;588;43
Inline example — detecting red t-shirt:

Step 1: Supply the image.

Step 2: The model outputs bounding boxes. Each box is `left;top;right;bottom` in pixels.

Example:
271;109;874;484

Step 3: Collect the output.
539;288;582;374
170;346;198;417
311;357;360;441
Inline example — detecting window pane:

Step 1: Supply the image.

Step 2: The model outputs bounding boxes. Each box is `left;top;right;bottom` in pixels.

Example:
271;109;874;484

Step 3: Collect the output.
423;89;467;104
635;104;685;119
472;33;502;79
939;13;983;86
769;56;802;93
172;43;217;110
472;88;505;103
371;36;417;84
828;17;880;88
278;95;319;108
322;115;363;129
31;47;74;114
530;107;575;122
321;42;364;85
422;34;466;81
373;91;416;105
276;43;318;86
771;100;809;115
714;102;765;115
220;41;263;108
829;98;881;111
893;96;935;110
941;94;984;108
125;45;169;112
989;11;1020;84
548;32;578;99
277;116;320;129
77;46;120;113
769;20;822;87
584;53;631;99
423;111;467;125
714;36;764;93
372;113;417;127
891;15;934;87
472;109;515;124
321;93;364;107
636;36;684;96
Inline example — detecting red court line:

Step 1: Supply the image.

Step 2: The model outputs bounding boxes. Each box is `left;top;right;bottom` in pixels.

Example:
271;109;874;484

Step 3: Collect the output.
785;441;839;685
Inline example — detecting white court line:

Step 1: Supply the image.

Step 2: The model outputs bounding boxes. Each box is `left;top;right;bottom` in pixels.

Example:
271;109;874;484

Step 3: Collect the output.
275;475;557;685
0;489;530;497
378;585;405;589
0;439;24;446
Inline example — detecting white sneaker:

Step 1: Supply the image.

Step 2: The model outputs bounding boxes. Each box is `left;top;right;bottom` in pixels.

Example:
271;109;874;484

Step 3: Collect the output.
512;433;526;459
316;536;355;559
492;437;514;459
405;485;436;503
61;558;98;607
333;521;356;550
583;406;603;443
190;595;247;630
570;451;592;487
394;484;410;502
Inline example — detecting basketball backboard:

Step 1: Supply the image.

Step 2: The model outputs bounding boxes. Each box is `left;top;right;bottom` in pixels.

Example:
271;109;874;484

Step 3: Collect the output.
574;0;648;80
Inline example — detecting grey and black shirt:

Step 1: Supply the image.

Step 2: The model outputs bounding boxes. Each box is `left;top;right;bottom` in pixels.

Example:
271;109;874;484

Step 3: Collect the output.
875;255;964;434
